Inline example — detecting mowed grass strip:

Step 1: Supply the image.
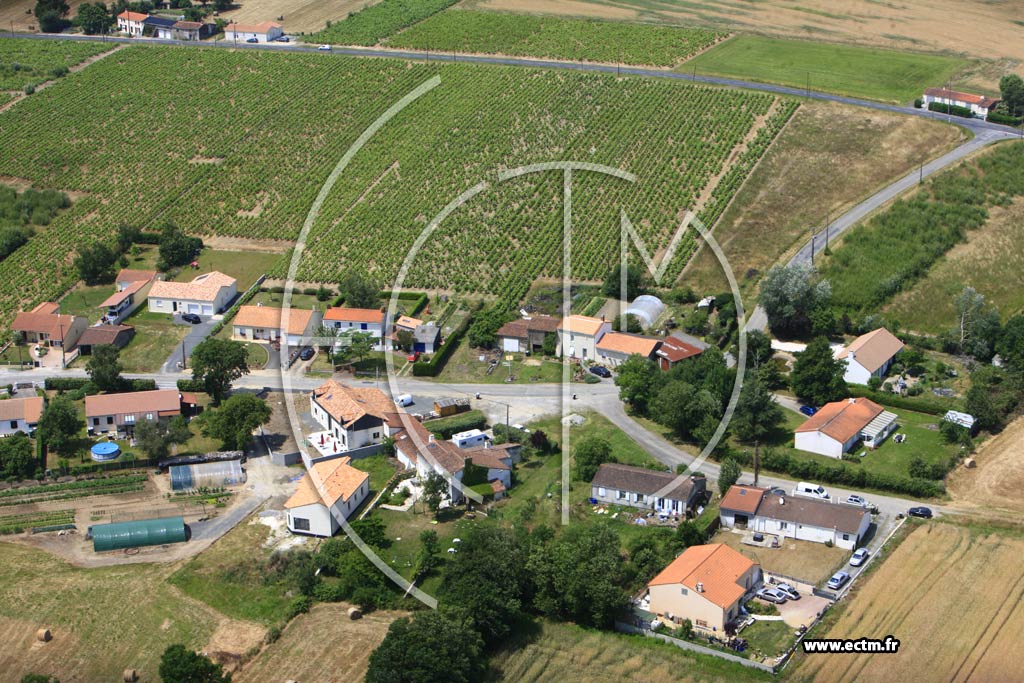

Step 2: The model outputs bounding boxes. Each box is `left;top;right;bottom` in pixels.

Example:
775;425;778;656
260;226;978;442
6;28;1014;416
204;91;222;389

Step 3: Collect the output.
683;35;966;103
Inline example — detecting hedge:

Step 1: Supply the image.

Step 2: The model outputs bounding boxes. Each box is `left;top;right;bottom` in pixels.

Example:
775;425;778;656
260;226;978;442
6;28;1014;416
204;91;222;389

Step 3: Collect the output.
760;448;945;498
987;110;1022;126
177;379;205;392
847;385;956;416
382;291;430;317
423;410;487;439
927;101;973;118
411;310;472;377
43;377;156;393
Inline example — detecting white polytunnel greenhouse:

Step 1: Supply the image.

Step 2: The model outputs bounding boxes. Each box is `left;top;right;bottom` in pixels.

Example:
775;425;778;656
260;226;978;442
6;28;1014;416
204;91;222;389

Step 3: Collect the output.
625;295;666;328
170;459;246;491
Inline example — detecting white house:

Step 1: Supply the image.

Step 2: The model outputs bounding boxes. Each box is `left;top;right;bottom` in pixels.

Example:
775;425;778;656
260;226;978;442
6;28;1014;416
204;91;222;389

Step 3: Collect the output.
923;87;1001;118
837;327;904;385
590;463;706;517
323;307;387;348
148;271;237;316
99;270;159;324
85;389;195;437
794;397;897;458
232;305;321;347
307;380;395;465
556;315;611;360
117;10;147;36
224;21;282;43
0;396;44;437
719;485;871;551
284;456;370;537
595;332;660;367
154;20;203;41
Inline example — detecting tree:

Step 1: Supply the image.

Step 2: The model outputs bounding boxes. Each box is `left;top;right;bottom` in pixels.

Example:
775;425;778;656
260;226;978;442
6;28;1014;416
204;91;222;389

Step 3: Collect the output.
332;331;375;366
601;263;648;299
541;331;557;356
613;354;663;415
950;287;1001;360
135;416;191;460
38;395;83;456
366;611;484;683
74;243;118;285
759;263;831;338
467;305;513;349
651;380;720;443
0;433;38;479
157;223;203;270
791;336;848;406
75;2;111;34
573;436;613;481
212;0;231;11
35;0;70;31
395;329;414;351
997;314;1024;372
613;313;643;333
965;382;1000;432
338;272;380;309
115;224;141;253
414;530;440;580
158;644;230;683
85;344;123;392
745;329;773;369
421;471;447;517
529;428;551;454
190;338;249;404
200;393;271;450
731;373;783;483
717;457;741;497
999;74;1024;115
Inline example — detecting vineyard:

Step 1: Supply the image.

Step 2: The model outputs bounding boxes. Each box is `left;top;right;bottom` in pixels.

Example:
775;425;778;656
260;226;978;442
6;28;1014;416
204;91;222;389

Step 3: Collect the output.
311;0;459;46
0;43;796;319
0;38;110;91
386;10;726;67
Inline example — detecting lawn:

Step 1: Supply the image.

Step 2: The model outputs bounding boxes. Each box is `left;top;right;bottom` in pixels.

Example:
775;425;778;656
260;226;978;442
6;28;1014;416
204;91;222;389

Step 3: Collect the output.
116;308;189;373
683;35;966;103
56;284;112;323
170;249;282;292
247;290;324;311
349;453;400;497
711;529;848;586
741;620;794;659
434;339;563;384
372;507;477;593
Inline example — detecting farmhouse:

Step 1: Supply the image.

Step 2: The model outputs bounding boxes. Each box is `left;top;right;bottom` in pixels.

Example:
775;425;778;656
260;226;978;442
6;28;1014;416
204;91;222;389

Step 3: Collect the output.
284;456;370;537
647;544;761;634
323;307;387;347
224;21;283;43
231;305;322;346
794;397;898;458
116;10;147;36
496;314;560;353
12;303;88;351
837;327;904;385
595;332;660;367
590;463;706;517
308;380;394;464
148;271;237;316
0;396;44;437
719;485;871;550
166;20;204;41
85;389;196;436
143;15;176;37
556;314;612;360
655;334;706;371
76;325;135;355
923;87;1000;118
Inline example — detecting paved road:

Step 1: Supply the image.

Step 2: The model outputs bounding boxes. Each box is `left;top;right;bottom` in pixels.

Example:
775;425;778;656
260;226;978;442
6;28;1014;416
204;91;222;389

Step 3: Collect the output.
160;316;218;373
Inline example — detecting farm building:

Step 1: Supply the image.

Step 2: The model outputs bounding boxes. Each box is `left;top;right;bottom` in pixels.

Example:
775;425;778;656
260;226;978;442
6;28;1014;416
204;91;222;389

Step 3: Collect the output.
322;307;387;347
923;87;1000;117
0;396;44;437
77;325;135;355
625;295;666;328
156;20;203;41
148;271;237;316
794;397;897;458
496;314;560;353
595;332;660;367
655;333;705;371
91;516;188;552
170;460;245;491
556;314;611;360
590;463;706;517
836;327;904;385
224;21;283;43
232;305;322;346
647;544;761;634
11;302;88;352
284;456;369;537
85;389;197;437
433;397;469;417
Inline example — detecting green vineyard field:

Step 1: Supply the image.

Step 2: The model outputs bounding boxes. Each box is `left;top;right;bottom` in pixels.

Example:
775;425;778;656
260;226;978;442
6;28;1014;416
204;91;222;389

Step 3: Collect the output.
0;38;111;91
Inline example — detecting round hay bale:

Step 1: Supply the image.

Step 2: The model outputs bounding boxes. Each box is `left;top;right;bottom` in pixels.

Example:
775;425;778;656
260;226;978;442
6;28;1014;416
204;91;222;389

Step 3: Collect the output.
123;669;138;682
964;457;976;468
347;607;362;620
36;628;52;642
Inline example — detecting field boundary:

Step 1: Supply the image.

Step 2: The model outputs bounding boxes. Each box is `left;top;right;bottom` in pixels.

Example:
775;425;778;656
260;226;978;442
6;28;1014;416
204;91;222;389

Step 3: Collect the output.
615;620;778;673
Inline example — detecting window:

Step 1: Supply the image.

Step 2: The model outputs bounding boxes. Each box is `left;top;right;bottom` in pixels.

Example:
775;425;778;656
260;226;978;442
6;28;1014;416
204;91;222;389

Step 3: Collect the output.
292;517;310;531
616;490;627;499
779;521;788;530
598;487;606;496
637;494;646;503
842;533;850;541
93;418;100;426
680;587;688;596
373;432;380;439
145;413;153;420
696;619;708;628
361;323;367;330
9;420;18;429
106;417;114;425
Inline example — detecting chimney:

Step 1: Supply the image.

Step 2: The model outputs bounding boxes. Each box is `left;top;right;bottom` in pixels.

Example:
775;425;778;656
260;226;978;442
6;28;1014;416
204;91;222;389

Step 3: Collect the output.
696;582;704;593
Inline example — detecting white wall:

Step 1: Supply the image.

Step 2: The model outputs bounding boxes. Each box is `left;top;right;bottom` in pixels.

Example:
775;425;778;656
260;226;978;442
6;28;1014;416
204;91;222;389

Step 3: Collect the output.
794;431;846;459
287;502;336;537
842;357;872;385
0;419;32;437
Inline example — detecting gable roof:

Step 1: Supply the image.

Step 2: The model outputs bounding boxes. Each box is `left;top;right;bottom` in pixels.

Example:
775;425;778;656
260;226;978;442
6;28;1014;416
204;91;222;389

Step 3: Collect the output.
649;544;756;609
497;315;560;339
312;381;394;428
0;396;44;424
795;397;885;443
78;325;135;347
837;328;904;374
924;87;1000;109
414;322;440;343
149;271;236;302
12;306;84;341
118;10;148;21
756;493;868;535
720;485;766;514
323;307;384;324
116;269;158;284
591;463;702;501
173;20;203;29
656;336;705;363
85;389;182;418
233;305;315;335
395;315;423;330
99;279;148;308
144;15;176;28
285;456;368;510
559;315;607;336
596;332;659;357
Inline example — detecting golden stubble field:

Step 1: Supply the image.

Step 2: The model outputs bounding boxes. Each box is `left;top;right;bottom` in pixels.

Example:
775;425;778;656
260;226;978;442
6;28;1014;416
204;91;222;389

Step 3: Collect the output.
948;416;1024;519
793;523;1024;683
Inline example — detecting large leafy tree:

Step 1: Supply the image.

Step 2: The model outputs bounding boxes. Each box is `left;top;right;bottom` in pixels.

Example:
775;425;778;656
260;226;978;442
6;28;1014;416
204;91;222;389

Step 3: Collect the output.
35;0;70;32
601;263;648;299
731;373;783;483
759;263;832;338
190;338;249;404
949;287;1001;361
997;314;1024;372
613;354;663;415
791;336;847;406
467;305;514;349
999;74;1024;115
651;380;720;444
157;223;203;270
200;393;271;450
0;433;38;479
75;2;112;34
158;644;230;683
38;395;83;456
74;243;118;285
85;344;123;392
572;436;614;481
366;611;485;683
338;272;380;309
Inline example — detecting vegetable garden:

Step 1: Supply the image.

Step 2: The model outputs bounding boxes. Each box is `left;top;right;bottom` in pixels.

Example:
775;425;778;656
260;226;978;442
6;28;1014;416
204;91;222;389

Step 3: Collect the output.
0;509;75;535
0;474;148;507
0;43;795;320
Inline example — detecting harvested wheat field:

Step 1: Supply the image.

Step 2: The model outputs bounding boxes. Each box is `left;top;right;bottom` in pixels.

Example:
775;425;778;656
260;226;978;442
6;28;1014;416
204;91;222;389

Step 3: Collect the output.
219;0;378;34
236;603;407;683
947;417;1024;519
792;523;1024;683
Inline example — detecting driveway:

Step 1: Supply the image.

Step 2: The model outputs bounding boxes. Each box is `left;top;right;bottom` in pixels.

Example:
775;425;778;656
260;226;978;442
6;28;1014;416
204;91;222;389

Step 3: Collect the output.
775;594;831;628
161;316;218;373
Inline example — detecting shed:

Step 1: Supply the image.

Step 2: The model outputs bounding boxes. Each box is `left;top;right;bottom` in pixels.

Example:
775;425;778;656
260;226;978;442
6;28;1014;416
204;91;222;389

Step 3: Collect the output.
92;516;187;552
170;459;245;491
625;295;665;328
434;397;469;417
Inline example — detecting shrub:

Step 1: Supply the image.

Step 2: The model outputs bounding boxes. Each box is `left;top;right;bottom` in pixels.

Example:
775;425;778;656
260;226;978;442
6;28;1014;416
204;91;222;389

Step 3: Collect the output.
176;379;205;392
987;110;1022;126
23;85;34;95
927;101;973;118
914;98;923;109
423;410;487;439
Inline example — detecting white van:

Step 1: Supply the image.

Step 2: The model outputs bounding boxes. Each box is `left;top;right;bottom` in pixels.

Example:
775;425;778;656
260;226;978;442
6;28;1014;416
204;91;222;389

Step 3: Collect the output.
794;482;830;499
395;394;414;407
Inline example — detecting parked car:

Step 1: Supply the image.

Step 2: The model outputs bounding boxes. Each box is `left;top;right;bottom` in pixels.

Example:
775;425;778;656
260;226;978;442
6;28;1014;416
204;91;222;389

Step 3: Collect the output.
799;405;818;416
776;583;800;600
181;313;201;324
846;495;868;507
318;44;332;51
908;506;933;519
275;35;290;42
245;37;258;43
755;588;787;604
795;482;829;499
298;347;315;361
395;394;414;407
407;351;421;363
588;365;612;378
827;571;851;590
849;548;870;567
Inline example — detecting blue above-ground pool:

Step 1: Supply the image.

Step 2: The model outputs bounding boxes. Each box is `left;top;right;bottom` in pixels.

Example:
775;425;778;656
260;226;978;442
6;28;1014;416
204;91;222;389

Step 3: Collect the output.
90;442;121;462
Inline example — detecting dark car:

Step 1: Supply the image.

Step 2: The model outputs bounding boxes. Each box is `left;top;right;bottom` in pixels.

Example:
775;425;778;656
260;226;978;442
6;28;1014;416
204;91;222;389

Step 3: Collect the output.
181;313;201;324
246;37;258;43
588;365;612;378
908;506;933;519
299;347;315;361
799;405;818;416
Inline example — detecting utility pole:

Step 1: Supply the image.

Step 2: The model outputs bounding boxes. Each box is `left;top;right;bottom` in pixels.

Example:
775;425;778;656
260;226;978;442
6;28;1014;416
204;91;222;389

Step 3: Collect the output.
825;211;830;249
181;340;187;370
810;229;815;265
805;71;810;99
919;162;924;184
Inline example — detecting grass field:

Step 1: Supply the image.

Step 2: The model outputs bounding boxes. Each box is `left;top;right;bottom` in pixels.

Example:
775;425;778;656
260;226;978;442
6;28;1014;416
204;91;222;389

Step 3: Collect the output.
0;42;795;321
172;249;282;293
711;529;848;586
0;39;110;91
791;523;1024;683
387;10;725;66
682;100;964;299
683;35;965;103
116;308;189;373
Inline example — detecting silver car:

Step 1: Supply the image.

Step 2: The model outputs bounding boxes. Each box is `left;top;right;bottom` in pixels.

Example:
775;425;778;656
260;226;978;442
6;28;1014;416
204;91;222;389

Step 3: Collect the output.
849;548;870;567
776;583;801;600
827;571;851;590
846;495;868;507
756;587;787;604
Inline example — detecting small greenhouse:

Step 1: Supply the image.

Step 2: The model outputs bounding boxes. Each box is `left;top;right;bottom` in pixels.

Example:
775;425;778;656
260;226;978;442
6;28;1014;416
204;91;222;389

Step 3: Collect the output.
92;516;187;552
170;459;245;491
625;295;666;328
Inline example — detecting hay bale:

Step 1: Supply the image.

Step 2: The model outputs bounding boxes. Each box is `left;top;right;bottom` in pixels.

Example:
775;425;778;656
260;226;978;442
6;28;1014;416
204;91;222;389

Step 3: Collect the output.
123;669;138;682
347;607;362;620
36;628;51;642
964;457;976;468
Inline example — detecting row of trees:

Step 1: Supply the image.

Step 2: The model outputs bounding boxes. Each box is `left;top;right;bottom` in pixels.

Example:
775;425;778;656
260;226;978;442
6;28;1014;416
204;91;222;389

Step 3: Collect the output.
74;223;202;285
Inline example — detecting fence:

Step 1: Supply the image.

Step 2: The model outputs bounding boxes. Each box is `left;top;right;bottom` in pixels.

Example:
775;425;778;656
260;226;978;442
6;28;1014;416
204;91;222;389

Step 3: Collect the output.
615;621;778;674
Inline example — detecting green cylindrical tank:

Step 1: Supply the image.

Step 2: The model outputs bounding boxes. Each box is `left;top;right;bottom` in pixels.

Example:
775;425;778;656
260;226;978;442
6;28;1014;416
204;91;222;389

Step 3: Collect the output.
91;516;187;552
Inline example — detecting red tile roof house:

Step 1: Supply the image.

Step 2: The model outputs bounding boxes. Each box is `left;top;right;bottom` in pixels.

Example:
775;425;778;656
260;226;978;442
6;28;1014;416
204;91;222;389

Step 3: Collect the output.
923;87;1001;118
148;271;238;317
496;314;560;353
99;269;160;324
116;10;147;36
231;305;322;347
224;21;283;43
284;455;370;537
655;333;706;371
85;389;196;437
836;327;904;386
307;380;395;465
590;462;706;517
595;332;661;367
0;396;45;437
322;307;388;349
794;397;898;458
12;303;89;353
556;315;612;361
